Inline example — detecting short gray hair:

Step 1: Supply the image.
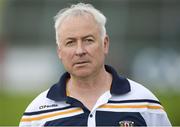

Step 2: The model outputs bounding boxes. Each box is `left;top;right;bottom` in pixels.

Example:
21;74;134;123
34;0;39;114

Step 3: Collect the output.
54;3;107;47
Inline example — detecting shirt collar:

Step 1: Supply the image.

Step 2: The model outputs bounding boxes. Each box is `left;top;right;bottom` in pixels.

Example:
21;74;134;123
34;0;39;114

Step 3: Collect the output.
47;65;131;101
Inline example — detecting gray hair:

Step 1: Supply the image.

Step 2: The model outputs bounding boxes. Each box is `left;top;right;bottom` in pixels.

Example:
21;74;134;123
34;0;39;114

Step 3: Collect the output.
54;3;107;47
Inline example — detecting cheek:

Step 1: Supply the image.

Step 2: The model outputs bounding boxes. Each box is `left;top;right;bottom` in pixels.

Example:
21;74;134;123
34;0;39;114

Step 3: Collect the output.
60;50;74;62
89;45;105;59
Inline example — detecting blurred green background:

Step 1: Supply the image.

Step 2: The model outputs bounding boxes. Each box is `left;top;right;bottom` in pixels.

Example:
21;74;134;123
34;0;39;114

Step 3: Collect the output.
0;0;180;126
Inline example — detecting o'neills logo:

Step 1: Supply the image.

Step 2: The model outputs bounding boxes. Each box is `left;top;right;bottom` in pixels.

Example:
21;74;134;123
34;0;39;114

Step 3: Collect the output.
39;104;58;109
119;120;134;127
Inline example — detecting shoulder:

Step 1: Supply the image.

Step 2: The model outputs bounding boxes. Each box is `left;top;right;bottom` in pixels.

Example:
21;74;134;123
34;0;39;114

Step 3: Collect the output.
19;89;71;126
24;89;53;112
111;79;159;102
23;89;68;113
127;79;159;101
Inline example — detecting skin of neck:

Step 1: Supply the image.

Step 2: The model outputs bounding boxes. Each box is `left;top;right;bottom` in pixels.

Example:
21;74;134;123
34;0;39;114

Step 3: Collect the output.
67;65;112;96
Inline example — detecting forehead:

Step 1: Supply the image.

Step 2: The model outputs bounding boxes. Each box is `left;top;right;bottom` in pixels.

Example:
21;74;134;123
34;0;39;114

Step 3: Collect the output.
57;14;100;39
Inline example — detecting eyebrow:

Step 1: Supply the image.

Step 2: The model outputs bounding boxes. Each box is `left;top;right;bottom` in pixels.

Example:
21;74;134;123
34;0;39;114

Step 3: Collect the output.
65;35;95;41
82;35;95;40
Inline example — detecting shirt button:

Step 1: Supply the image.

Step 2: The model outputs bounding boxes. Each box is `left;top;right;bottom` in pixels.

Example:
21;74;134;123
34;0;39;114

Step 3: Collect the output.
89;114;93;118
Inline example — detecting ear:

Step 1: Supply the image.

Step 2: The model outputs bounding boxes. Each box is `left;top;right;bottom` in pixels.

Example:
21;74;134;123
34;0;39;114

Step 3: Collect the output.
103;35;109;54
57;46;62;60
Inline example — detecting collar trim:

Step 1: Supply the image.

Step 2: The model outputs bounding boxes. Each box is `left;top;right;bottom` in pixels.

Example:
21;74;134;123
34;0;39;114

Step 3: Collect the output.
47;65;130;101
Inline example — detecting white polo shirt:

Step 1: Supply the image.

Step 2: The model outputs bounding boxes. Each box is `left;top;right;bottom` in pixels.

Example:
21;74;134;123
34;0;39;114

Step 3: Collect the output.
19;65;171;127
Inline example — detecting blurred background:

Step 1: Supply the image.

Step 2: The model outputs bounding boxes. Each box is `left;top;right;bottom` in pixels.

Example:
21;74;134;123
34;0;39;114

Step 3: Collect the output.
0;0;180;125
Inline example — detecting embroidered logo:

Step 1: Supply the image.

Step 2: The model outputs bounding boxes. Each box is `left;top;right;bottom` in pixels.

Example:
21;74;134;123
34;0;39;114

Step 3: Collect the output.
119;120;134;127
39;104;58;109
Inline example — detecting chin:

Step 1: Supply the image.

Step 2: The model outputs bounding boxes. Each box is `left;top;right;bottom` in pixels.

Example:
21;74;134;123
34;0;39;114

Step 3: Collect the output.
73;70;92;78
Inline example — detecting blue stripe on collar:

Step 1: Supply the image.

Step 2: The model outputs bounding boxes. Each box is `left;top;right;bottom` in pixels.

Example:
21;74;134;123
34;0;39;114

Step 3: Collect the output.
47;65;131;101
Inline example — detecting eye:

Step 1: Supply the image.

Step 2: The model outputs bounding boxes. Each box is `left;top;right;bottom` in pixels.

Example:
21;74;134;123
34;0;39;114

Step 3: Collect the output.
65;40;75;47
84;38;94;44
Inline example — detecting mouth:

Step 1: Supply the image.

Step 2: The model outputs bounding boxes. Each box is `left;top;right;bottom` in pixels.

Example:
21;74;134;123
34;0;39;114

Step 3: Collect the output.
74;61;90;66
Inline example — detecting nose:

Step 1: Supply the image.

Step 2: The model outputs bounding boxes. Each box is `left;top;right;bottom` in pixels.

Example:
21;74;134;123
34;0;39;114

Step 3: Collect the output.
75;41;86;57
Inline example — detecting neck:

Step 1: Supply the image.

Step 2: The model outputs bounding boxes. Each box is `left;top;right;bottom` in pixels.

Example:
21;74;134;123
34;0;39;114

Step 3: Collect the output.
69;66;111;91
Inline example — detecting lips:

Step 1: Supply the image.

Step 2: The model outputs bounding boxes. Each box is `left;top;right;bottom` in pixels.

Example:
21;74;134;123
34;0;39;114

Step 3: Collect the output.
74;60;90;66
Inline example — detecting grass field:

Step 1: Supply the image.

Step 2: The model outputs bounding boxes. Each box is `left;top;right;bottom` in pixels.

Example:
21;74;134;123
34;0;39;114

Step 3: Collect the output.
157;93;180;126
0;91;180;126
0;92;37;126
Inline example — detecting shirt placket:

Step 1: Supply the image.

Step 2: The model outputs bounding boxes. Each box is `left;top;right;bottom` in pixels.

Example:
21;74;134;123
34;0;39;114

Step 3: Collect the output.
87;91;111;127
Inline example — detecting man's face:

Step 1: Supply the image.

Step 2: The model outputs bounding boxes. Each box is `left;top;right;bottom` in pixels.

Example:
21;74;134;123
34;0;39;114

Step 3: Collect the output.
57;14;109;78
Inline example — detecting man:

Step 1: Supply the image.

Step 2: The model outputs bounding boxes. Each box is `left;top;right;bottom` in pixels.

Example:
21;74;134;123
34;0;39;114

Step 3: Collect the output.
19;3;171;127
